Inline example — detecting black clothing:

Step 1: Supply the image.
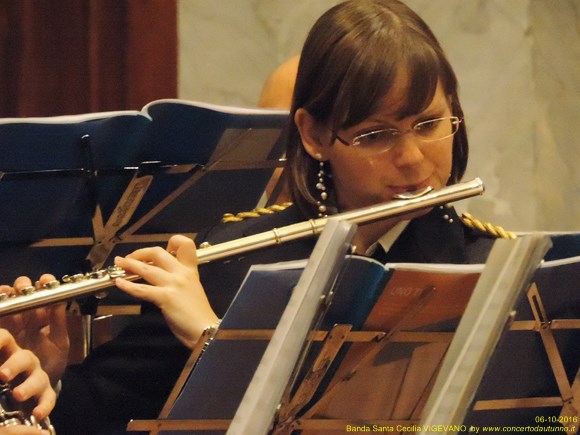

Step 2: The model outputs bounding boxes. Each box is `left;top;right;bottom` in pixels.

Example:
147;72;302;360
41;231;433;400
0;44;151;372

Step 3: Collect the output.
198;204;496;316
51;204;497;434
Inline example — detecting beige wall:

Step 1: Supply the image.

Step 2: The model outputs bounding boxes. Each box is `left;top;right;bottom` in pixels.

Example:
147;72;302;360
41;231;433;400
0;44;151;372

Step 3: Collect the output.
178;0;580;232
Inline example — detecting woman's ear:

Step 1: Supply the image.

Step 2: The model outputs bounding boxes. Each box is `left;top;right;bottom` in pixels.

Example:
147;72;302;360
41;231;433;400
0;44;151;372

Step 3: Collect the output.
294;108;330;160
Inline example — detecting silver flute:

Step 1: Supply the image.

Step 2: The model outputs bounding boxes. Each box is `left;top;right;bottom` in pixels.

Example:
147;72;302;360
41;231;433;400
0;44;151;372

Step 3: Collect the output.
0;178;484;316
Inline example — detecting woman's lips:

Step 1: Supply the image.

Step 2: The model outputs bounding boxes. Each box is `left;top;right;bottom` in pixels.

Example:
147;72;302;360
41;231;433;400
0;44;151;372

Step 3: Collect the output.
389;177;432;194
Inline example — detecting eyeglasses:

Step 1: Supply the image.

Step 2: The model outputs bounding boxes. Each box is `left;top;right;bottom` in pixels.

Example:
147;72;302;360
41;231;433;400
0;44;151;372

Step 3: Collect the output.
335;116;462;155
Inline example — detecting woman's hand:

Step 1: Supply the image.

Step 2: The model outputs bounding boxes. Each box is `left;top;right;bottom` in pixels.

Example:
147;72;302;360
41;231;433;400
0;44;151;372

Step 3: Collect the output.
0;328;56;428
0;276;69;387
114;235;219;349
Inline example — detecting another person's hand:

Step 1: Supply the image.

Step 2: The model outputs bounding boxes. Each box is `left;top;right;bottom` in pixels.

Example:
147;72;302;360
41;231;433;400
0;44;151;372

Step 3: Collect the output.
0;328;56;434
114;235;219;349
0;276;69;387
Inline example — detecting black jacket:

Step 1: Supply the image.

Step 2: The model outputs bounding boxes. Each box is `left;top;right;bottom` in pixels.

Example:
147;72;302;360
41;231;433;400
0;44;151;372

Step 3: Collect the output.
198;204;496;316
51;204;498;434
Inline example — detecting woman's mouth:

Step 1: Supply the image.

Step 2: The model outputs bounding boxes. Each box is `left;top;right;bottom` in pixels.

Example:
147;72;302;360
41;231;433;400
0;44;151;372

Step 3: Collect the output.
389;177;432;195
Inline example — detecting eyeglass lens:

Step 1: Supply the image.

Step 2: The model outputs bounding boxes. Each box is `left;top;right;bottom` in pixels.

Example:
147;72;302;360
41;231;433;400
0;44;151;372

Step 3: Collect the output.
352;117;459;153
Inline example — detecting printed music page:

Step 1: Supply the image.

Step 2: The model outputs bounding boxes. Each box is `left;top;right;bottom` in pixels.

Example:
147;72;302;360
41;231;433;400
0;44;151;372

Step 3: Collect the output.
300;265;482;432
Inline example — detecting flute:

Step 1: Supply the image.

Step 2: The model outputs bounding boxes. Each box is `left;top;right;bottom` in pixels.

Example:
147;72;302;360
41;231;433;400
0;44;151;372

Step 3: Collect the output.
0;178;484;316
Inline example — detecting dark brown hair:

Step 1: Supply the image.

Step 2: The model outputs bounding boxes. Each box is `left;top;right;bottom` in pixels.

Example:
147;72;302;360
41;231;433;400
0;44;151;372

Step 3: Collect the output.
285;0;468;217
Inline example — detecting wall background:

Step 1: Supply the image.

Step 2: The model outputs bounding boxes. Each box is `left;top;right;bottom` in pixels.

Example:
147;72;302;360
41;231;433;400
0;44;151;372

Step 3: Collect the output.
177;0;580;232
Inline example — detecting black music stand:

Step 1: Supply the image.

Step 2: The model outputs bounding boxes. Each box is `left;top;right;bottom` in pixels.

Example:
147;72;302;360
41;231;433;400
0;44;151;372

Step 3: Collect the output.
0;100;288;353
1;101;287;276
420;237;580;434
459;257;580;433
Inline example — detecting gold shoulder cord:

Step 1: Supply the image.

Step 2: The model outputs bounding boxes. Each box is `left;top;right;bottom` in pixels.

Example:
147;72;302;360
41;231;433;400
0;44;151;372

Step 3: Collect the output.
460;212;517;239
222;202;293;223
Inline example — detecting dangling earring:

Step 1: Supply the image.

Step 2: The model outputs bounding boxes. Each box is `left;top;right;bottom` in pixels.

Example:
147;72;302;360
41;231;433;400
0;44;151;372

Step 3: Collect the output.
315;153;328;217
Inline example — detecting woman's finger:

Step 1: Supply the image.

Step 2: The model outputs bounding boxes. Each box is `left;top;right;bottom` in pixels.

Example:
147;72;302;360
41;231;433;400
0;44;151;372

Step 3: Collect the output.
114;256;174;288
0;284;15;297
0;328;19;359
11;367;55;407
35;274;57;289
0;348;38;383
32;383;57;421
123;245;185;275
13;276;34;294
166;235;198;269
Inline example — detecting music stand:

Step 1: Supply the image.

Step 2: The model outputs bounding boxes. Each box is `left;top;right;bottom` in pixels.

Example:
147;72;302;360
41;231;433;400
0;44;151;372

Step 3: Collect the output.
128;233;580;435
0;101;288;354
0;101;287;276
458;255;580;434
127;218;358;434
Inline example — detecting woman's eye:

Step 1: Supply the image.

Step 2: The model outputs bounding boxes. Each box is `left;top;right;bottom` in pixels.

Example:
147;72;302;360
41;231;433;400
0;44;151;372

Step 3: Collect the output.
355;129;392;146
415;119;440;132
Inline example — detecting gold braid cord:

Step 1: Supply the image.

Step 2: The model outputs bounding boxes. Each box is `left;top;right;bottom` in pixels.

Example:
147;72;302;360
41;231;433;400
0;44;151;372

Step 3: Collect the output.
460;212;517;239
222;206;516;240
222;202;293;223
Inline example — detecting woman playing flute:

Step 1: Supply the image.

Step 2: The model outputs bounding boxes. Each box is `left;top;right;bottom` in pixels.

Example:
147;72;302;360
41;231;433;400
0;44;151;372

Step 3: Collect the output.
3;1;513;433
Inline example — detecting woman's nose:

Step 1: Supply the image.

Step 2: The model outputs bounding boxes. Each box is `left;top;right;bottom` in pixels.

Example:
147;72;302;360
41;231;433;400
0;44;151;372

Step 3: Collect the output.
390;134;425;167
